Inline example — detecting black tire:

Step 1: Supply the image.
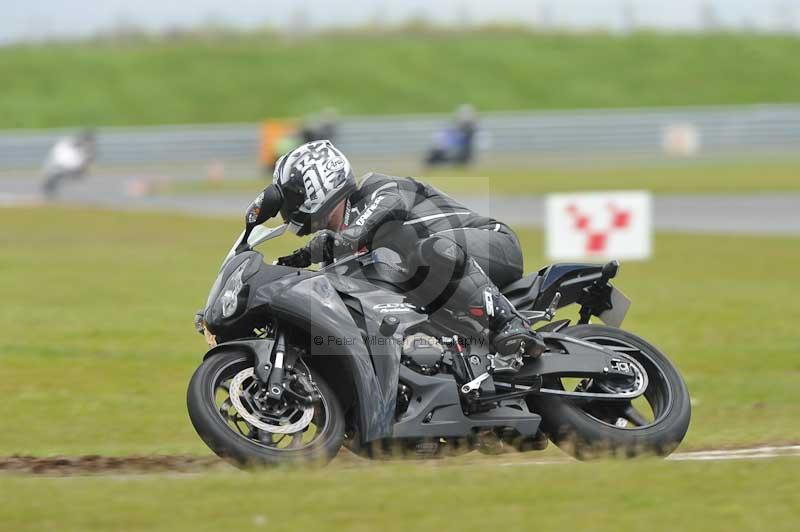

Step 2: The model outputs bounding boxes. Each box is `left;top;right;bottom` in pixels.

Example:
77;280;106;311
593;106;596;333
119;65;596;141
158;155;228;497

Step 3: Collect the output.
187;350;344;468
531;325;691;459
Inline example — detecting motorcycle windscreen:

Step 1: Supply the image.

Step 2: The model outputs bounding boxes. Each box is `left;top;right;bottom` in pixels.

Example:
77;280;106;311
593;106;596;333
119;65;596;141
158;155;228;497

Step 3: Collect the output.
597;286;631;328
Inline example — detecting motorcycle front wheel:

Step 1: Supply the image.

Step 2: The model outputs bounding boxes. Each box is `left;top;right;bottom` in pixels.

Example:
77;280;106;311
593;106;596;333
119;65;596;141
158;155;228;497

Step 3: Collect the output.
187;350;344;468
530;324;691;459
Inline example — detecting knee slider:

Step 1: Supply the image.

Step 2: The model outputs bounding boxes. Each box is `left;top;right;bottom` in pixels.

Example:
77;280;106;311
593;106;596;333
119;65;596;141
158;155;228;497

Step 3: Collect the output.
418;236;467;271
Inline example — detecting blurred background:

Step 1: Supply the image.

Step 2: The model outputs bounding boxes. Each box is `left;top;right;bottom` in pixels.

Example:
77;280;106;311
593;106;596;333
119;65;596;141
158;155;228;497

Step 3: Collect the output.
1;1;798;531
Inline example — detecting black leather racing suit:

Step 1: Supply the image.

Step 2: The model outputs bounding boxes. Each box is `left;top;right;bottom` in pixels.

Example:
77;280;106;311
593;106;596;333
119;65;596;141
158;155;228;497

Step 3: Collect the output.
240;169;543;359
273;171;542;357
333;173;527;342
343;173;523;286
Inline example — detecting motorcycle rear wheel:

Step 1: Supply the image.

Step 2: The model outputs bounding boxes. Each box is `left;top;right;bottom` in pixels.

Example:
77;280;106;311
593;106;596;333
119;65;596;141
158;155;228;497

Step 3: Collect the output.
530;324;691;459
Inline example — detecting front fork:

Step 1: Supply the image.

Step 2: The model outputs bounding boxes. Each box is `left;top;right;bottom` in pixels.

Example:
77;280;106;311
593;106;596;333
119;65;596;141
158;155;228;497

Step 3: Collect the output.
266;332;287;399
251;330;290;400
254;329;318;405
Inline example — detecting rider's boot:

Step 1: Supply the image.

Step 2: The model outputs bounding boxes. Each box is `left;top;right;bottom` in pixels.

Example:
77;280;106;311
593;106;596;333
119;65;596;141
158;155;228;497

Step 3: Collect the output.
410;235;546;374
470;285;546;373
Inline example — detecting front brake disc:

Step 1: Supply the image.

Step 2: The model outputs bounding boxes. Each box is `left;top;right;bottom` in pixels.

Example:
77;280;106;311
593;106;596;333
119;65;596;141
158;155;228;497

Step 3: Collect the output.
228;367;314;433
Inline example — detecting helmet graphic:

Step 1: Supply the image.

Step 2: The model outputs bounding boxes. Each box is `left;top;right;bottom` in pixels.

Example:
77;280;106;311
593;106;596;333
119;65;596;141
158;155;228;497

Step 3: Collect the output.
273;140;356;236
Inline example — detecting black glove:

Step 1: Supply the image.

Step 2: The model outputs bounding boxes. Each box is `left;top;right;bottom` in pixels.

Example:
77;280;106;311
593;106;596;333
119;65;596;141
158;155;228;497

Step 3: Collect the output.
307;230;350;263
277;230;356;267
276;247;312;268
304;229;357;264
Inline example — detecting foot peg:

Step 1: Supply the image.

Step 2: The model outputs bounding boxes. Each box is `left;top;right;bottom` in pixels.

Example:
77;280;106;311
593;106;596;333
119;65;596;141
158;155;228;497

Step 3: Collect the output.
460;354;523;394
489;353;524;374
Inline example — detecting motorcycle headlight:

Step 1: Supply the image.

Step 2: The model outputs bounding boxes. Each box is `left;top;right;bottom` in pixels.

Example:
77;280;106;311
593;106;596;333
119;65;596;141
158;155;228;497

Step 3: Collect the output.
219;262;248;318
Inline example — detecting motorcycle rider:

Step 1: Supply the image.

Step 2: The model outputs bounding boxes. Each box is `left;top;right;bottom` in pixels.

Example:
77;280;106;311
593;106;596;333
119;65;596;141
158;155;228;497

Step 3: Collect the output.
41;129;96;197
246;140;545;371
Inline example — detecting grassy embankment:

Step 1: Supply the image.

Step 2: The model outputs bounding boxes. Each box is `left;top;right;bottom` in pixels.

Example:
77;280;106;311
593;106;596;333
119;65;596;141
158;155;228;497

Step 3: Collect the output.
2;30;800;128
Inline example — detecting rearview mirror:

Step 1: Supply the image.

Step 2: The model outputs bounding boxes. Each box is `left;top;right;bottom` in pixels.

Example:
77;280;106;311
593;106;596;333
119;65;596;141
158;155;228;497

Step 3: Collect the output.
245;185;284;226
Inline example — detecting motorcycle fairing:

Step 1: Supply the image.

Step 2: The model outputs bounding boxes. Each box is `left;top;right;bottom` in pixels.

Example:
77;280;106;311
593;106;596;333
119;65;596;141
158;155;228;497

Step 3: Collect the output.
536;261;619;309
261;273;387;441
204;248;432;442
325;272;432;441
394;365;541;438
264;270;430;442
204;250;300;336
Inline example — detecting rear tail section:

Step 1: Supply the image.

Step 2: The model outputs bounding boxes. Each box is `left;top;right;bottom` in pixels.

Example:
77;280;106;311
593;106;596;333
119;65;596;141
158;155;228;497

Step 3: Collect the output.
502;261;624;325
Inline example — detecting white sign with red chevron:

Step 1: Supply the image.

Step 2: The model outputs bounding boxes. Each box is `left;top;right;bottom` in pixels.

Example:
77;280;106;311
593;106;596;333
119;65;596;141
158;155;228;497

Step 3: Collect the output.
545;191;652;261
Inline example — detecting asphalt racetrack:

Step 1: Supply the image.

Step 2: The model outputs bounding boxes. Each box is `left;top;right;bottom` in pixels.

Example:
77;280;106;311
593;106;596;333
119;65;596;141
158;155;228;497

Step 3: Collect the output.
1;171;798;235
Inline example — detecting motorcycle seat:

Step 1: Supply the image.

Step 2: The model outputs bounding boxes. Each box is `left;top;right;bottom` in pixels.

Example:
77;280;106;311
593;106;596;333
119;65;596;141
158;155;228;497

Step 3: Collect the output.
501;274;542;311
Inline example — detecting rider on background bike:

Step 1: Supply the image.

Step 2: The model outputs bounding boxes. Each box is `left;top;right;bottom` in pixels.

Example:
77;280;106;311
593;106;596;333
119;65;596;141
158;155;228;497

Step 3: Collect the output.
246;140;545;372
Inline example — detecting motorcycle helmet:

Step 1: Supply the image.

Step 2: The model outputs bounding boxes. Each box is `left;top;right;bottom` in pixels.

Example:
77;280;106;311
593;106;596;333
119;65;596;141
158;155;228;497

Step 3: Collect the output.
273;140;356;236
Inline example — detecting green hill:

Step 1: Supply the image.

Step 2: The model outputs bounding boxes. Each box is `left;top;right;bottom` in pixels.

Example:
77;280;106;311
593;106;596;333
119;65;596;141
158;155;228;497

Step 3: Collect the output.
2;29;800;128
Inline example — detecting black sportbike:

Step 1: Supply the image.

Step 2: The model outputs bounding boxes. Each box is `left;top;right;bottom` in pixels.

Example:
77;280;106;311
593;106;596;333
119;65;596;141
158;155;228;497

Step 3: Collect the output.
188;218;690;466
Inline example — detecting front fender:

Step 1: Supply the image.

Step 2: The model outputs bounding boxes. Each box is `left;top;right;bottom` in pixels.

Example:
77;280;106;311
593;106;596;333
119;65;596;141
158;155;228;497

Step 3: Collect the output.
203;338;275;382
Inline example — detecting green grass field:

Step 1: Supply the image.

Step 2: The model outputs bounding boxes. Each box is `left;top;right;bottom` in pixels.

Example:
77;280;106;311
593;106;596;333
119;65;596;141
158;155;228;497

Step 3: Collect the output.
166;159;800;196
2;458;799;532
2;206;798;531
2;29;800;128
1;207;798;457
